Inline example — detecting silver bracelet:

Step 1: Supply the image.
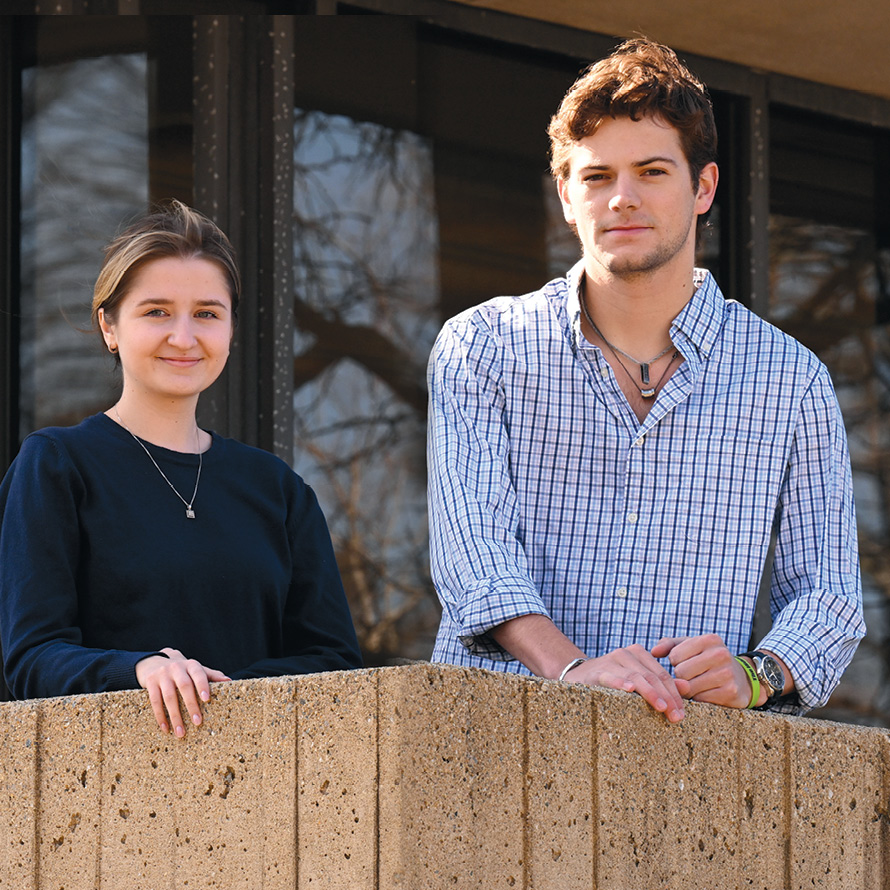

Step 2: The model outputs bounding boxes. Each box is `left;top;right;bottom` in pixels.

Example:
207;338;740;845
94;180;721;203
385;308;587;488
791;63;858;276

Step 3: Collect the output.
558;657;588;682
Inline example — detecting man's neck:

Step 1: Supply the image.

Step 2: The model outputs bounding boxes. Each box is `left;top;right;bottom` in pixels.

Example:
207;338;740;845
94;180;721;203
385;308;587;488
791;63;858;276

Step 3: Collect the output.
581;262;698;357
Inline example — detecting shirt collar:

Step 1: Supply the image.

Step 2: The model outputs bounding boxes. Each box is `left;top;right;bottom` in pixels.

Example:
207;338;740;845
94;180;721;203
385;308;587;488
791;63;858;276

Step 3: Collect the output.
565;259;586;351
669;268;727;363
564;262;726;361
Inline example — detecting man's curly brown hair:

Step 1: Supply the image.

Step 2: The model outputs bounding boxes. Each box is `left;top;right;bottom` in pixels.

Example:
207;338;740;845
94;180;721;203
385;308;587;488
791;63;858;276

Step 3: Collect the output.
548;38;717;188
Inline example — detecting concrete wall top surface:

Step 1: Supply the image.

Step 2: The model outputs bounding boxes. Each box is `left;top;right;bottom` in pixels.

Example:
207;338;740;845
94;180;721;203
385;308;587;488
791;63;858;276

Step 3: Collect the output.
1;663;887;888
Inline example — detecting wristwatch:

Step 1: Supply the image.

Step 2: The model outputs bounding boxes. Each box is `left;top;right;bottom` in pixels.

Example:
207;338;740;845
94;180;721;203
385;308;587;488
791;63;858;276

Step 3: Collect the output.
741;650;785;709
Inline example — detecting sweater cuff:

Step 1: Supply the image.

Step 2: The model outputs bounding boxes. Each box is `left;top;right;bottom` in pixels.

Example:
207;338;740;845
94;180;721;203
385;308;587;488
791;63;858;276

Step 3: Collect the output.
106;651;167;691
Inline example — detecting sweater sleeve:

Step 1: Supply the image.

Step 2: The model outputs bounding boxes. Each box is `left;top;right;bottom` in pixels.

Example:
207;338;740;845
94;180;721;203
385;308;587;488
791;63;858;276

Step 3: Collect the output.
229;481;362;679
0;434;160;699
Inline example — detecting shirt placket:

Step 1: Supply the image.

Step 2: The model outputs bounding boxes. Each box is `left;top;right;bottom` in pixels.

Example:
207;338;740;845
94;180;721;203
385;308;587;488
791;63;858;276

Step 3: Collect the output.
607;432;648;649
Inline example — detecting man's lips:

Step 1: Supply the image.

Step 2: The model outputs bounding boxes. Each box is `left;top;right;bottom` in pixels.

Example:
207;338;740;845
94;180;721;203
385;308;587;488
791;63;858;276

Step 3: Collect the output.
604;223;652;233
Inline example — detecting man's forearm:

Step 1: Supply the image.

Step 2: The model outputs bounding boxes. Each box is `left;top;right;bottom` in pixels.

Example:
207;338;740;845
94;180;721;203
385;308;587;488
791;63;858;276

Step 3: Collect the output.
490;614;587;680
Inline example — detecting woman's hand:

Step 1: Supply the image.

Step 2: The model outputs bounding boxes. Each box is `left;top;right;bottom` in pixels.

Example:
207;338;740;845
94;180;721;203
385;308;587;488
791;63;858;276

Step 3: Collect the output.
135;648;231;737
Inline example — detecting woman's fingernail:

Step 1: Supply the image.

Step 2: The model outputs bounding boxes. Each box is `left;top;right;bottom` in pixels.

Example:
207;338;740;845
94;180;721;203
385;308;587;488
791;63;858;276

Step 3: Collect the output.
192;713;202;725
201;690;210;702
175;725;185;738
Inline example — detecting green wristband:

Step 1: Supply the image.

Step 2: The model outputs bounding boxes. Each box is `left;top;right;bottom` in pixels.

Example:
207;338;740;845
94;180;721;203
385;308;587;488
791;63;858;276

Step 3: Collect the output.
734;656;760;709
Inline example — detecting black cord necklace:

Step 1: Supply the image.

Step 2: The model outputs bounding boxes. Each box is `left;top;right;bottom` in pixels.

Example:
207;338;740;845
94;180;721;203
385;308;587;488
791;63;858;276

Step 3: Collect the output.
580;289;678;398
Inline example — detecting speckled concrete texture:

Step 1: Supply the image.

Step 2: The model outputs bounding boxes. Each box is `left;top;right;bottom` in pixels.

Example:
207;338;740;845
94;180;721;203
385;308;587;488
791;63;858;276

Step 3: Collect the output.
0;699;38;889
0;664;888;888
788;716;885;887
525;678;594;888
378;665;528;888
296;669;377;888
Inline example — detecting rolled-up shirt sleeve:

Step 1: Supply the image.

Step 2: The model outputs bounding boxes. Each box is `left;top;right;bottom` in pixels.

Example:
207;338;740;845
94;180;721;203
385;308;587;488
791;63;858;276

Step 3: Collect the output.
758;366;865;712
427;315;550;660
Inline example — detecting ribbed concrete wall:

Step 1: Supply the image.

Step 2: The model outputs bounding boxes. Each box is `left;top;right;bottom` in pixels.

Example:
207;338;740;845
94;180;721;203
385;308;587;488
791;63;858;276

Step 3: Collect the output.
0;664;887;888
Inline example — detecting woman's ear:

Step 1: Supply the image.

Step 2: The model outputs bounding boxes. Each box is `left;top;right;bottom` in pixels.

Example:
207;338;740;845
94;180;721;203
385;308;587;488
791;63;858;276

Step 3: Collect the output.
98;308;117;354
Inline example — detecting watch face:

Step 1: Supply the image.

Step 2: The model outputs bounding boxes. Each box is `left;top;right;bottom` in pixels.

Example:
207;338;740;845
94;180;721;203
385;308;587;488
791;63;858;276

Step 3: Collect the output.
760;656;784;694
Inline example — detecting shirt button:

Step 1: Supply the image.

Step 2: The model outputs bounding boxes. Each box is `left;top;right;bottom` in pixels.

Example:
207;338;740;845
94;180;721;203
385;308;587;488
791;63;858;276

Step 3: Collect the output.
627;512;638;524
601;367;610;378
633;436;645;447
616;587;628;598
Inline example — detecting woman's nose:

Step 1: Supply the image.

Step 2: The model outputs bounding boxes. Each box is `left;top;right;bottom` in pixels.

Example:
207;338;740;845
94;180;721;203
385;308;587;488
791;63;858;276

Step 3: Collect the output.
167;317;198;347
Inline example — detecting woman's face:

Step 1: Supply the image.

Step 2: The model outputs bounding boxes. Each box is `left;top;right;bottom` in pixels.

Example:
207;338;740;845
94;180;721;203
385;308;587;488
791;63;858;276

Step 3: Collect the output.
98;256;234;405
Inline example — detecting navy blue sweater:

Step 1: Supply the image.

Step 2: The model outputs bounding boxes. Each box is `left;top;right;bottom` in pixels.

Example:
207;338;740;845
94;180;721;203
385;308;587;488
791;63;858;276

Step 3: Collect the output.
0;413;362;699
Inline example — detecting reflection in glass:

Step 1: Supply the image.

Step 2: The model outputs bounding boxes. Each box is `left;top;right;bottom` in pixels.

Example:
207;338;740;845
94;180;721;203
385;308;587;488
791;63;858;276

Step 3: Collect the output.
292;109;441;663
770;216;890;726
20;54;149;436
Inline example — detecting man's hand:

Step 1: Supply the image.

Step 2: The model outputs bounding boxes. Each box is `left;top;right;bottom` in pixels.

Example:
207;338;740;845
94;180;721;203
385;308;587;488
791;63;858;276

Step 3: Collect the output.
492;614;689;722
135;648;232;737
652;634;754;709
563;645;688;723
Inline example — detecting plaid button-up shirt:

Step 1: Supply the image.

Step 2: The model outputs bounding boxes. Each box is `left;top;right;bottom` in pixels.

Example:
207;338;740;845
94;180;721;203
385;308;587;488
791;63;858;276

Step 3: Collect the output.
427;261;864;713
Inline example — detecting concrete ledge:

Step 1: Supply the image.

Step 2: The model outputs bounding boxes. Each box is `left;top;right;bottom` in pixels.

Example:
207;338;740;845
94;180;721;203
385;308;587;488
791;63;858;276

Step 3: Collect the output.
0;664;887;888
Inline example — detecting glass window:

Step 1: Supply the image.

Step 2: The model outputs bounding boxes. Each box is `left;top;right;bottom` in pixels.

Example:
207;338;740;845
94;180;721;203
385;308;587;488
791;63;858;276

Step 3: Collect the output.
292;108;440;663
769;106;890;726
291;20;581;662
17;16;192;439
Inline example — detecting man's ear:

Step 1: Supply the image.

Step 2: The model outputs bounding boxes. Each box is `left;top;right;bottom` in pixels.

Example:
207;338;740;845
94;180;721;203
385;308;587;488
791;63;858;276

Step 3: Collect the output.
695;162;719;215
556;176;576;226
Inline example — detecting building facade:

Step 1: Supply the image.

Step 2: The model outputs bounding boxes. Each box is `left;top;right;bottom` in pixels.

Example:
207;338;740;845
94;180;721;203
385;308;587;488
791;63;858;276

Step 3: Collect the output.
1;2;889;722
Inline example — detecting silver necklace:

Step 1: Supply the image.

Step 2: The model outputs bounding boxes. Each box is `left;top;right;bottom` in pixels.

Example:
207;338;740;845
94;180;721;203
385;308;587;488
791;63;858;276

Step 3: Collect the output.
607;341;679;399
114;408;203;519
580;291;674;390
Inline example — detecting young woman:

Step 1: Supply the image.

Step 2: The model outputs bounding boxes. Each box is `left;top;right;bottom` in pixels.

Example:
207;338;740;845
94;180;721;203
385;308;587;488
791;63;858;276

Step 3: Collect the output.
0;201;362;736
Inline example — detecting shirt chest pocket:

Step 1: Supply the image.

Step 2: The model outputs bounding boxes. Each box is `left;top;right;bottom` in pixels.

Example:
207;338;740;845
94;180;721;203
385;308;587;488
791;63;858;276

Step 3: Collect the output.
671;437;787;550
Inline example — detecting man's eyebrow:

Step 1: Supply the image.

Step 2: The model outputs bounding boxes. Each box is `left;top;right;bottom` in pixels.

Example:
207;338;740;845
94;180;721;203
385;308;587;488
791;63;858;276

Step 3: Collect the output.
577;156;681;173
634;156;680;168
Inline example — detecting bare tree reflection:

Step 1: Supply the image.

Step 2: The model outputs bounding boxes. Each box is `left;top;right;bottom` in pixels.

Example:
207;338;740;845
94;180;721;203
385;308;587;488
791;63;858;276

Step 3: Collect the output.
20;54;148;435
770;218;890;726
292;110;441;663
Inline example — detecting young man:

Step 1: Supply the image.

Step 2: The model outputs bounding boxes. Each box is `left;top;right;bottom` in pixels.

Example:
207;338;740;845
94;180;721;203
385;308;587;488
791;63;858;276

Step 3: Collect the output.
426;39;864;721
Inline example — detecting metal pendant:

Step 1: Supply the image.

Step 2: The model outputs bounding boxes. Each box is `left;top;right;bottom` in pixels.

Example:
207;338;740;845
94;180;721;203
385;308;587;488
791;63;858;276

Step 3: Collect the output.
186;508;196;519
641;388;656;398
640;362;651;385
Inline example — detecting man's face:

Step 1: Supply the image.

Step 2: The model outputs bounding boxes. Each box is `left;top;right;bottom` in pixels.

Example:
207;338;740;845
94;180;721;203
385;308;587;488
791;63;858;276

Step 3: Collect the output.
556;115;717;283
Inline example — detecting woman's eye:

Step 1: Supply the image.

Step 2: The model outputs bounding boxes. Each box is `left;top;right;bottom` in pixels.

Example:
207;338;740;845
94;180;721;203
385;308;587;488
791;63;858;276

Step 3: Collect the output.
196;310;219;319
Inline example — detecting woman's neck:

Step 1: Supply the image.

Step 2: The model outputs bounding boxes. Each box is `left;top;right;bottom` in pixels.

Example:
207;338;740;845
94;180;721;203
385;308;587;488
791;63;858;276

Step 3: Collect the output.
108;394;208;453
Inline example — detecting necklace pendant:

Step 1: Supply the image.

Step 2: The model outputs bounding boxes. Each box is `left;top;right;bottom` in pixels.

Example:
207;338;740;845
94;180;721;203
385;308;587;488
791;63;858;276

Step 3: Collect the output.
186;508;196;519
640;387;657;398
640;363;651;385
